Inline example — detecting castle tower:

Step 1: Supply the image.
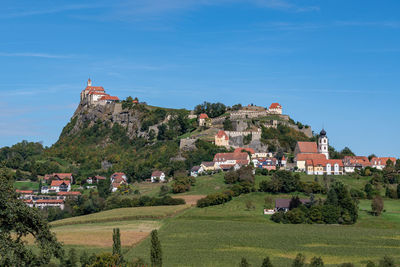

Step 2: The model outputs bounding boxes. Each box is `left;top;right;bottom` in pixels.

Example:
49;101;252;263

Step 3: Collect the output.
87;78;92;87
318;129;329;159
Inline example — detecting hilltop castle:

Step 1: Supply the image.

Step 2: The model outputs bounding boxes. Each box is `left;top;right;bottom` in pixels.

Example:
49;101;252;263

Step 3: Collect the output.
80;78;119;105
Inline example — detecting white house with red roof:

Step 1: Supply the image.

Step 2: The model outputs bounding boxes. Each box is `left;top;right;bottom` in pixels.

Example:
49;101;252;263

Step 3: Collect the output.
151;171;166;183
370;157;397;170
213;152;250;170
80;78;119;105
198;113;209;127
50;180;71;192
268;103;282;114
305;159;344;175
111;172;127;183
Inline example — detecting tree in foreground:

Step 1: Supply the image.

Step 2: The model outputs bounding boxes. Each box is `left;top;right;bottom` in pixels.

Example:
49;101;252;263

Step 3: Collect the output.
112;228;123;264
261;256;274;267
379;255;396;267
292;253;305;267
0;169;63;266
309;256;324;267
150;230;162;267
365;260;376;267
239;257;250;267
371;195;384;216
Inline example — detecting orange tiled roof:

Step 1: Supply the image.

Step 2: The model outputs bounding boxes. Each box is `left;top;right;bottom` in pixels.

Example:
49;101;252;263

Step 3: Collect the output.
50;180;70;187
296;153;326;161
199;113;209;119
269;103;282;109
216;130;229;140
296;142;318;154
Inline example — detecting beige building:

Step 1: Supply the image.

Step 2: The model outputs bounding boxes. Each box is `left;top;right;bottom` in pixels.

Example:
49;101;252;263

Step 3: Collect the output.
215;130;229;147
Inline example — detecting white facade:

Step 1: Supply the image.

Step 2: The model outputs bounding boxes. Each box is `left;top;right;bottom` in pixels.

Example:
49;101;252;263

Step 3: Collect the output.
151;173;166;183
318;130;329;159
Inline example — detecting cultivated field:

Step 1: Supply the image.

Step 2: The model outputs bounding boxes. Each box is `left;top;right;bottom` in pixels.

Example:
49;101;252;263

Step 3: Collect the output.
45;174;400;266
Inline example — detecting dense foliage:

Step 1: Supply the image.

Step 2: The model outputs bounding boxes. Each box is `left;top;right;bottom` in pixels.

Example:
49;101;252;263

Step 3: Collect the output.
194;101;226;118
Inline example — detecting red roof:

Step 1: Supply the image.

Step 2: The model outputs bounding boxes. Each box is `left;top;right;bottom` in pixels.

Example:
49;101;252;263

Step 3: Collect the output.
296;153;326;161
199;113;209;119
282;156;286;160
50;180;70;187
88;91;108;95
269;103;282;109
370;157;397;166
296;142;318;154
213;152;249;165
16;189;33;194
53;173;72;179
234;147;255;154
24;199;33;204
151;171;164;177
57;191;81;196
343;156;371;167
216;130;229;140
36;199;64;204
306;159;344;167
85;86;105;92
99;95;119;101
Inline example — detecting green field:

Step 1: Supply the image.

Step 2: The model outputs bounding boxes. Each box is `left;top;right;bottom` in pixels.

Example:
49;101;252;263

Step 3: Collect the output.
14;180;39;190
46;173;400;266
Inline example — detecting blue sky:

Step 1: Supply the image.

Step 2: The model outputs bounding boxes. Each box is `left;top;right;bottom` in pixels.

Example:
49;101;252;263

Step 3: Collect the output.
0;0;399;157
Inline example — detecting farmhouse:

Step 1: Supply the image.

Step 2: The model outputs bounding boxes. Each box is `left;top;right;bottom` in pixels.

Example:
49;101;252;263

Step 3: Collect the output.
87;175;106;184
190;166;204;177
343;156;371;173
50;180;71;192
201;161;219;172
275;198;310;212
370;157;397;170
305;159;344;175
295;153;327;171
213;152;250;167
111;172;127;183
151;171;166;183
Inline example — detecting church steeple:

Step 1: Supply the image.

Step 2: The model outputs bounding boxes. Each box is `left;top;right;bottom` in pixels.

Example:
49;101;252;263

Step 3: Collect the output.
87;78;92;86
318;128;329;159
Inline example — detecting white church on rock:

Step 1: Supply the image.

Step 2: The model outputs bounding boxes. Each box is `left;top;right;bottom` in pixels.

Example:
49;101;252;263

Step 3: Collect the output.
80;78;119;105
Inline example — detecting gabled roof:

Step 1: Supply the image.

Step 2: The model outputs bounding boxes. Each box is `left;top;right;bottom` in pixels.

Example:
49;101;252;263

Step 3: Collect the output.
191;166;201;172
269;103;282;109
213;152;249;164
370;157;397;166
199;113;209;119
85;86;105;92
296;153;326;161
36;199;64;204
296;142;318;154
53;173;73;179
216;130;229;140
50;180;70;187
151;171;164;177
306;159;344;167
275;198;309;209
201;161;215;167
99;95;119;101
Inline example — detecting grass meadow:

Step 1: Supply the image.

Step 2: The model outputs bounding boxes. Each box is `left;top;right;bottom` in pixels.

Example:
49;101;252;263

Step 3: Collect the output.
45;173;400;266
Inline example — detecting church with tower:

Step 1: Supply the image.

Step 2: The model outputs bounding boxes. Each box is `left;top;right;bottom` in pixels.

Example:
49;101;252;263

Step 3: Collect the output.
317;129;329;159
80;78;119;106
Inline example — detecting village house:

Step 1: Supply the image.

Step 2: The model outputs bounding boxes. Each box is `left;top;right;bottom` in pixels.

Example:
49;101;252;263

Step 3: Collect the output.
213;152;250;171
295;153;327;171
50;180;71;193
24;199;34;208
44;173;74;184
215;130;230;147
343;156;371;173
256;158;278;170
370;157;397;170
281;156;287;167
274;198;310;213
268;103;283;114
190;166;204;177
16;189;34;200
87;175;106;184
80;78;119;105
200;161;220;172
305;159;344;175
151;171;166;183
111;172;127;183
35;199;65;210
198;113;210;127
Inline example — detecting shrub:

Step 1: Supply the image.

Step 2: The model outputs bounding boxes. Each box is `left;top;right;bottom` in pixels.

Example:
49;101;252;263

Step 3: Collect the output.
197;192;232;208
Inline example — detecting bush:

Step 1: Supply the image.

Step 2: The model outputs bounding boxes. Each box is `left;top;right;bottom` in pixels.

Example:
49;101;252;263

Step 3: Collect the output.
270;211;285;223
197;192;232;208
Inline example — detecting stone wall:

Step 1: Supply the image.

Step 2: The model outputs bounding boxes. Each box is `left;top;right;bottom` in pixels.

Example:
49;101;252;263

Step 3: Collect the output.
180;138;197;151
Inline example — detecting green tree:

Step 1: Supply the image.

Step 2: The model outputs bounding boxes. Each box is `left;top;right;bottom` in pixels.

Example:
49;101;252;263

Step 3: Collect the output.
366;260;377;267
261;256;274;267
0;169;63;266
371;195;384;216
292;253;305;267
112;228;123;263
379;255;395;267
62;248;78;267
239;257;250;267
150;230;162;267
310;256;324;267
98;178;111;198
